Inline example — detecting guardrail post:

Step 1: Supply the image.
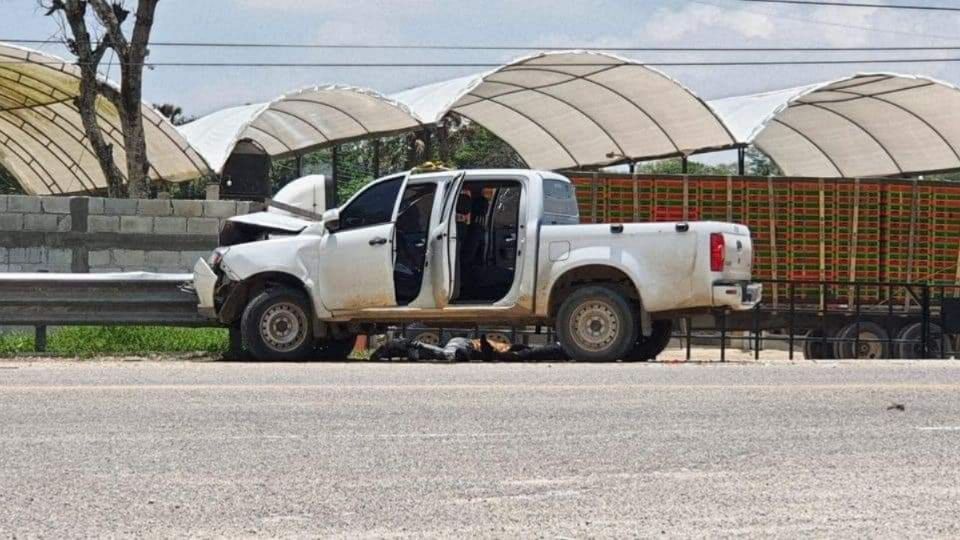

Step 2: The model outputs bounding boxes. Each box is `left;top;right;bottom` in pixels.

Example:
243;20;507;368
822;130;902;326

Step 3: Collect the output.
34;326;47;353
720;310;727;363
788;282;795;361
753;304;760;361
922;285;931;358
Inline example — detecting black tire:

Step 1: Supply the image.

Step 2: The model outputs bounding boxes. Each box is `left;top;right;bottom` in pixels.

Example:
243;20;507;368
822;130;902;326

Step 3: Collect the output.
833;321;889;359
241;287;315;361
555;285;639;362
314;336;358;361
623;320;674;362
803;329;835;360
895;322;954;359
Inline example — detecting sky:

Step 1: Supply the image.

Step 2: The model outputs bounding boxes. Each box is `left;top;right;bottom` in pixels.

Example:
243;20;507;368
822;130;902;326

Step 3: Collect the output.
1;0;960;120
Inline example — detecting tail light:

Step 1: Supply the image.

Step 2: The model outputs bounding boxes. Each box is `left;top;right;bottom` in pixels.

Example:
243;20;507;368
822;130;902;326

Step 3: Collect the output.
710;233;725;272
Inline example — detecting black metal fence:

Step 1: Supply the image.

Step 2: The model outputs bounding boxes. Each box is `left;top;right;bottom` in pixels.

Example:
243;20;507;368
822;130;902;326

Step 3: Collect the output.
682;279;960;361
393;279;960;361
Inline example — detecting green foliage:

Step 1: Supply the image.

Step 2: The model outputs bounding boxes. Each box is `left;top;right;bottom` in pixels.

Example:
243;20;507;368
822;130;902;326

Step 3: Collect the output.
447;122;525;169
635;158;735;175
0;163;24;194
0;327;229;358
745;148;782;176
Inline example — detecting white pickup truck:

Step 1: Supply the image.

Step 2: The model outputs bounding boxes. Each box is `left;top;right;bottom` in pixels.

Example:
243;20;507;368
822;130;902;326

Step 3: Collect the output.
194;169;760;361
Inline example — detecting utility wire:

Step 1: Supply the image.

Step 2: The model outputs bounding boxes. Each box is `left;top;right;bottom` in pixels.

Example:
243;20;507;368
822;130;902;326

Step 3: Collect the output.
739;0;960;12
4;58;960;67
695;0;959;41
7;37;960;52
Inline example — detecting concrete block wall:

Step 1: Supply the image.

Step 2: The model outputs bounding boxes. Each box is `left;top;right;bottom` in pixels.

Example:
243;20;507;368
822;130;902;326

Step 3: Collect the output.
0;195;261;273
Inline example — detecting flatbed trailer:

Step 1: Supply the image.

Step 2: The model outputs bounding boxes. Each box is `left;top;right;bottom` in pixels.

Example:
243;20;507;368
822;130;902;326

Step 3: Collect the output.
567;171;960;358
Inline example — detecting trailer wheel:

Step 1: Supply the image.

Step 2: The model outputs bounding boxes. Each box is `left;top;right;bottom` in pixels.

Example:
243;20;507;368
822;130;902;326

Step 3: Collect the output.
241;287;314;361
555;285;638;362
623;320;674;362
895;322;954;359
803;329;835;360
834;322;889;360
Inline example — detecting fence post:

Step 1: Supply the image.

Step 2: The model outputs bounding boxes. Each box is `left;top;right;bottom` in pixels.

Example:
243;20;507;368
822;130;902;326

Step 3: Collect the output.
753;304;761;361
921;285;931;358
720;310;727;363
34;326;47;353
788;282;795;360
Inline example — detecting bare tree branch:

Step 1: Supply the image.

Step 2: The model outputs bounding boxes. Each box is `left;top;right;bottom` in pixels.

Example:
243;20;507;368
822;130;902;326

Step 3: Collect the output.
41;0;162;198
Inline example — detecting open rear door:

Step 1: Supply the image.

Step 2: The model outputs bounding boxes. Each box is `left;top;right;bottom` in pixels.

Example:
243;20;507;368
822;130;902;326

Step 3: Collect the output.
430;172;466;308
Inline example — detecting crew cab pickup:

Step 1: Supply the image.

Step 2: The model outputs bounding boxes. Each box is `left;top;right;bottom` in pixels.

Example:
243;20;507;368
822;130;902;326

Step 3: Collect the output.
194;169;760;361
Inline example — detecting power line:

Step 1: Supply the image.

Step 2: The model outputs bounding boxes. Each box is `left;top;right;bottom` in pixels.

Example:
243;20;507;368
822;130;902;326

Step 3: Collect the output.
695;0;959;41
4;58;960;67
739;0;960;11
7;37;960;52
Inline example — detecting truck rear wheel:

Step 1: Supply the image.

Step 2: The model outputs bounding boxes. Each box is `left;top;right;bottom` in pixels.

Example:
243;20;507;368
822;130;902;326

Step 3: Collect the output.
834;322;889;359
803;329;835;360
895;322;953;359
555;285;638;362
241;287;315;361
623;320;674;362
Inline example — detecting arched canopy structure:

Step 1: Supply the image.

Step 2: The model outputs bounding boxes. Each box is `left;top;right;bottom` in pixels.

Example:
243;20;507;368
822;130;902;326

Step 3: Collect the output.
392;50;738;170
710;74;960;178
0;42;209;195
179;86;423;174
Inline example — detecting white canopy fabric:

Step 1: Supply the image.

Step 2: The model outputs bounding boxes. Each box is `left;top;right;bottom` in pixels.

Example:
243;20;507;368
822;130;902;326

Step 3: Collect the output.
710;73;960;178
0;42;209;195
393;50;738;170
179;86;422;174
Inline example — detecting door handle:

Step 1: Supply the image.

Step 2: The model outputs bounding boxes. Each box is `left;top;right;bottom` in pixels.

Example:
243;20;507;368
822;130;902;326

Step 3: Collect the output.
369;236;388;246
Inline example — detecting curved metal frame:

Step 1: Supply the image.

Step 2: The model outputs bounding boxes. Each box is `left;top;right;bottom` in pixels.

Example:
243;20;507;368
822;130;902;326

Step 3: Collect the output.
456;97;579;167
0;47;208;193
830;87;960;165
0;111;97;192
274;98;373;135
256;107;331;145
465;78;629;160
767;118;846;177
801;102;905;174
480;65;688;154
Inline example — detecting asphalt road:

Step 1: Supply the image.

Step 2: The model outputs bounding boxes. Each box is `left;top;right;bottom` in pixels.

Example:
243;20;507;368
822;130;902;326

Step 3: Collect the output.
1;360;959;538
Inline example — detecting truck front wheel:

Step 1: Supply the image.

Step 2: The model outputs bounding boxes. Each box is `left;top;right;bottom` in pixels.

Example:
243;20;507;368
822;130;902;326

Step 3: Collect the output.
555;285;639;362
241;287;315;361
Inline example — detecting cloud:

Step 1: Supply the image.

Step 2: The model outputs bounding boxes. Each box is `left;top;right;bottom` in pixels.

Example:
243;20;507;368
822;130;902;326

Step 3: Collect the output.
235;0;433;14
642;3;775;42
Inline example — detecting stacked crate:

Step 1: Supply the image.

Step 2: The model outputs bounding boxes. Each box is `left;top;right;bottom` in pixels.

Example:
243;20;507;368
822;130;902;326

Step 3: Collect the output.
567;171;960;309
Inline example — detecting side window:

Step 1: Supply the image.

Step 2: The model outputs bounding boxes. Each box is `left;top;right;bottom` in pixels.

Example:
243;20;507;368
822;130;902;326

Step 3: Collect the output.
543;179;580;225
396;183;438;233
338;178;403;231
492;186;521;229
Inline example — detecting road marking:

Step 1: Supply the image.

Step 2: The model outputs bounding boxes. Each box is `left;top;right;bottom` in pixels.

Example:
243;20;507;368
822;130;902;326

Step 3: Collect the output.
2;383;960;391
917;426;960;431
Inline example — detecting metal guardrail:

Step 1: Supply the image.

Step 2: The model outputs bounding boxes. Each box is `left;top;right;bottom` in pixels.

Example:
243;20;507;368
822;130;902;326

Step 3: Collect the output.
2;273;958;360
0;272;214;352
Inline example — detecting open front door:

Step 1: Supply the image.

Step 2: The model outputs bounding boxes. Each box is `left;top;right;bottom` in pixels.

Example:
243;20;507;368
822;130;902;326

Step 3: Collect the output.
316;173;409;312
429;172;466;308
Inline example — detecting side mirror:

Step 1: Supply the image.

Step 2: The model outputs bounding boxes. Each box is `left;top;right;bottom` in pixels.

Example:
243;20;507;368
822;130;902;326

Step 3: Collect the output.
322;208;340;232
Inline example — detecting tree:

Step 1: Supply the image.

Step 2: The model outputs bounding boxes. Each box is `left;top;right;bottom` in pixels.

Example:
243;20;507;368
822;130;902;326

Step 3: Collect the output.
635;158;735;176
157;103;194;126
43;0;160;198
0;163;25;195
745;147;782;176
